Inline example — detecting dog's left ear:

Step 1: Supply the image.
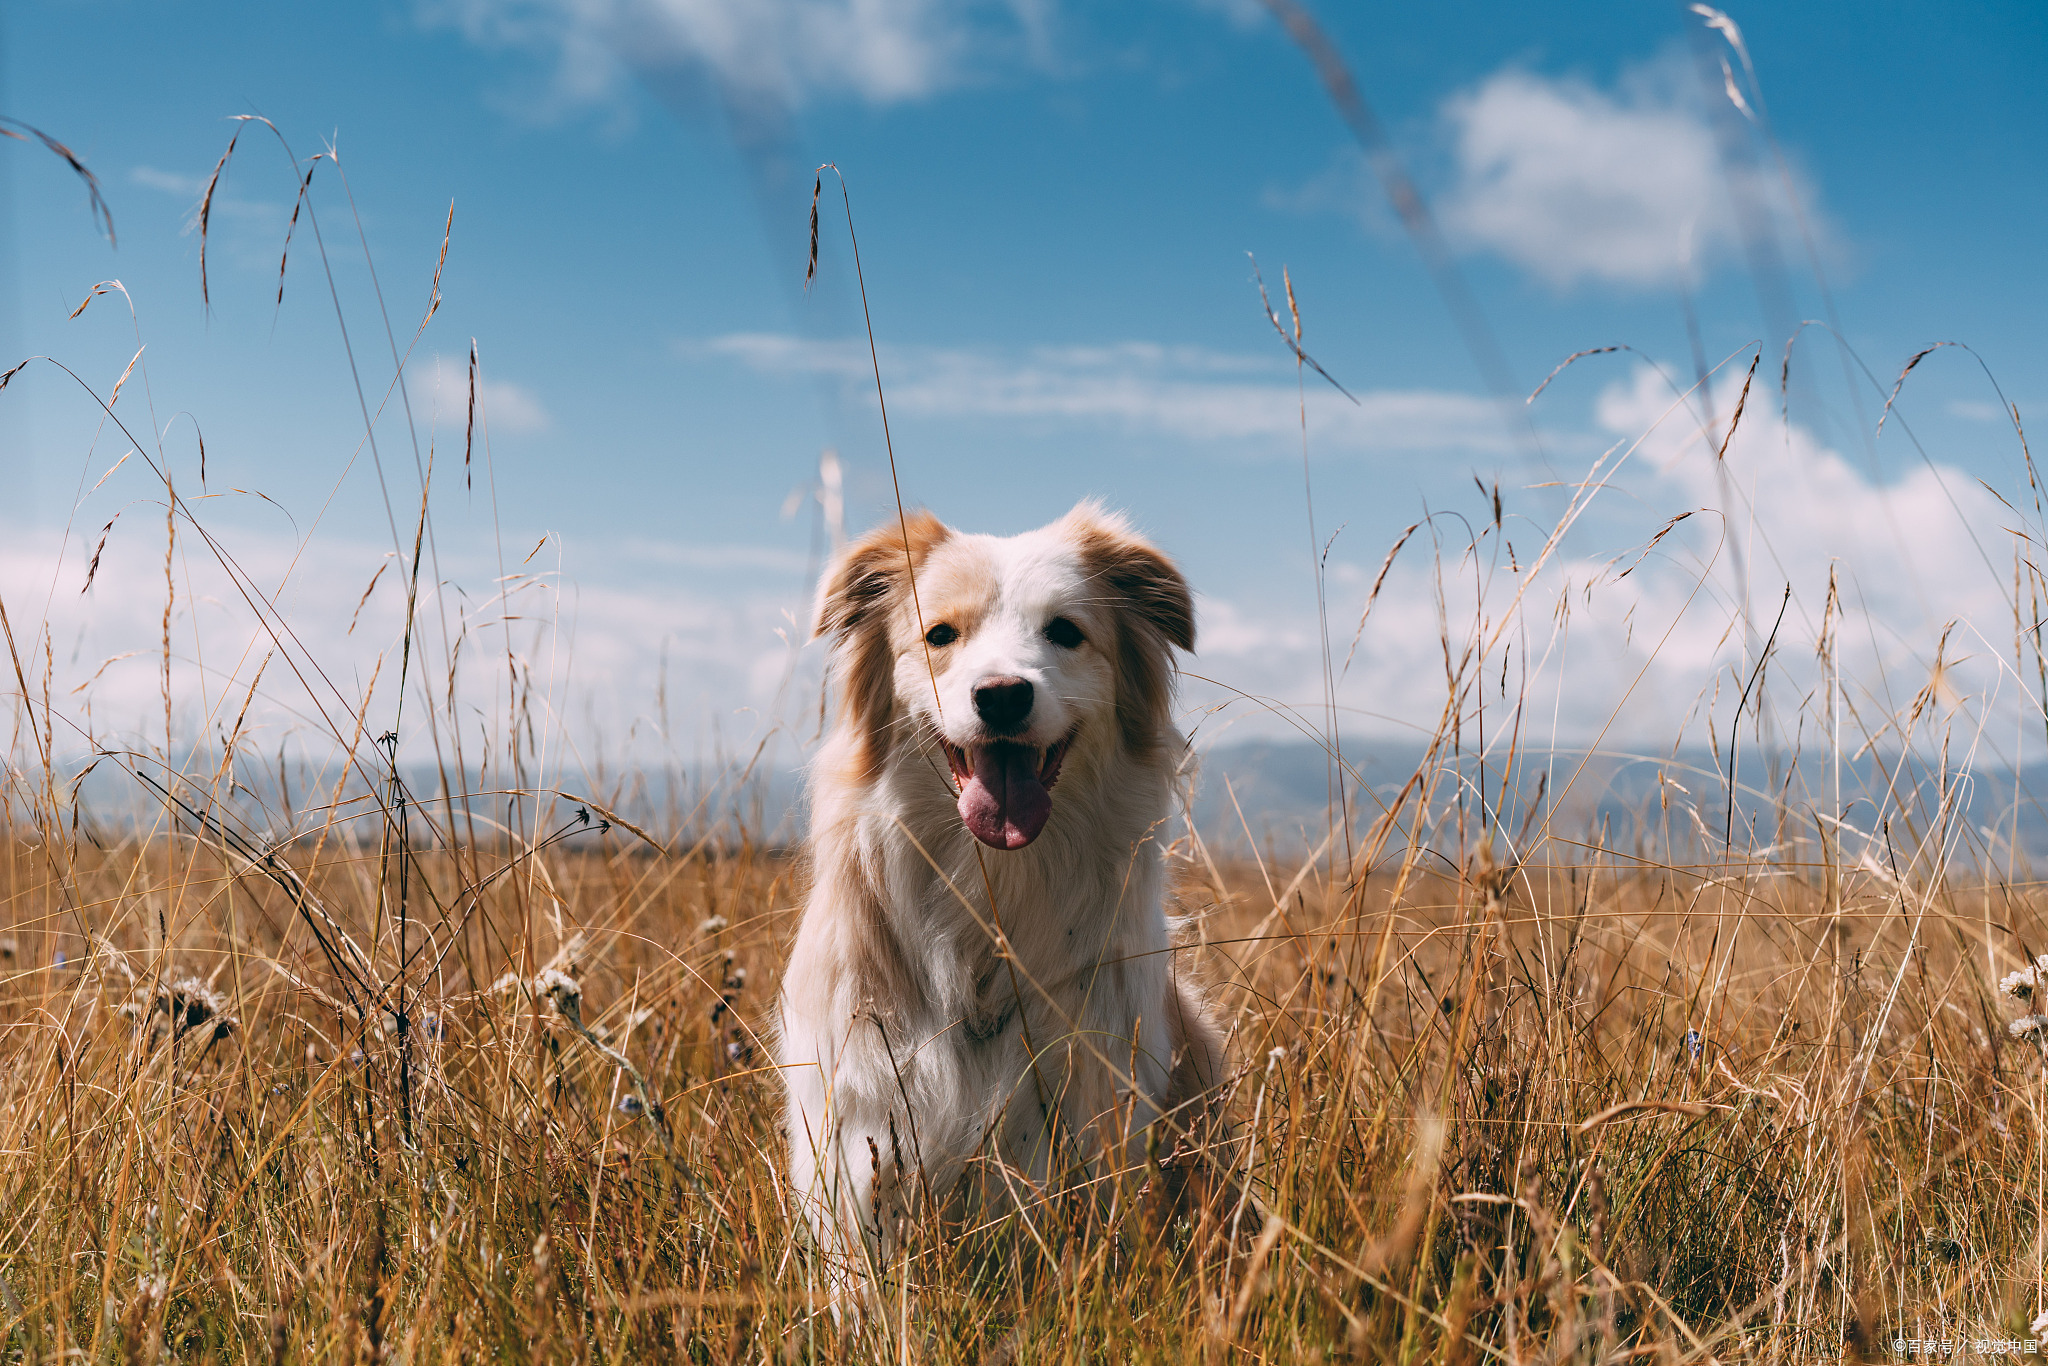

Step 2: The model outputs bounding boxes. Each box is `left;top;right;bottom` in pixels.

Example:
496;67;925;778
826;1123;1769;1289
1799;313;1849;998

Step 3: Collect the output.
1069;504;1195;653
1071;504;1194;755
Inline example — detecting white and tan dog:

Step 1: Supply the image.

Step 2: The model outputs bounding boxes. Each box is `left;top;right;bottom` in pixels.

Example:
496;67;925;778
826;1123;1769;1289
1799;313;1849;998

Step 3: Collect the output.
778;501;1224;1269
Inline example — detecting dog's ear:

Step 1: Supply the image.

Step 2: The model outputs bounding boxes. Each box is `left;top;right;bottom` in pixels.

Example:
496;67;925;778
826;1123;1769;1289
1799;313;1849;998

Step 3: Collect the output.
812;511;951;641
814;512;949;780
1069;504;1194;651
1099;537;1195;653
1071;505;1194;753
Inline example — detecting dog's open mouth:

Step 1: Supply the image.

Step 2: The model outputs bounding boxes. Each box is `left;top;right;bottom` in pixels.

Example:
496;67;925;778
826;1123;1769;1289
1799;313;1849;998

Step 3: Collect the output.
940;730;1075;851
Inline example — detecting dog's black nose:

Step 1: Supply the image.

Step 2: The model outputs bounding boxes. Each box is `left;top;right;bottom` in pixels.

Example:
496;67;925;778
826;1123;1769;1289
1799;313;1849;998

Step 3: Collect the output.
972;676;1034;735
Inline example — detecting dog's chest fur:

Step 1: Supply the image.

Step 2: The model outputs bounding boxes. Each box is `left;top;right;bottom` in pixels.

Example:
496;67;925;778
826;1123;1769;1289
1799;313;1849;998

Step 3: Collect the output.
843;735;1174;1044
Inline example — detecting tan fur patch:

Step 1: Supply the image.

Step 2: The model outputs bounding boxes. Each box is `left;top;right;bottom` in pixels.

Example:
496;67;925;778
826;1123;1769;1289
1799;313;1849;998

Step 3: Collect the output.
1071;513;1195;755
909;539;1000;649
814;511;951;778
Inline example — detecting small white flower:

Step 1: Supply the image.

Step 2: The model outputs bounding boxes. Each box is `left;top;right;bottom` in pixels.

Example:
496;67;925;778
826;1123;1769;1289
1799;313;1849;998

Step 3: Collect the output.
2009;1015;2048;1037
1266;1045;1287;1074
534;968;582;1020
698;915;729;936
2003;966;2040;1000
2032;1308;2048;1348
129;976;237;1040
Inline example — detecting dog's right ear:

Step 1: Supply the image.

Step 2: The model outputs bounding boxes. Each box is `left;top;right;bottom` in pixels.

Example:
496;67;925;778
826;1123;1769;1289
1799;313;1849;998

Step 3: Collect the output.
815;512;949;781
812;511;951;641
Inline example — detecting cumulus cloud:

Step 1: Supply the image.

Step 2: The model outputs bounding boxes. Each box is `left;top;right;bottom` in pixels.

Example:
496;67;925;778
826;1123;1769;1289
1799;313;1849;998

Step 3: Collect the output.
425;0;1048;116
1436;59;1825;290
699;333;1519;456
1230;359;2019;759
1599;365;2005;648
0;516;811;777
131;166;208;198
130;164;282;237
423;354;552;435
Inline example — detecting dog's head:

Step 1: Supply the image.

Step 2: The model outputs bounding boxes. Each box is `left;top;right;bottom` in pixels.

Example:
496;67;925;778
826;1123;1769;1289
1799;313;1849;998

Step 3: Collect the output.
814;502;1194;851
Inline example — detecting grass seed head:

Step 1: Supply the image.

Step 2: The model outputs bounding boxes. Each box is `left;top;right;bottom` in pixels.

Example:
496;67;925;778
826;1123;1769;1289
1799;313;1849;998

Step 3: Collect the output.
534;967;583;1025
122;975;236;1043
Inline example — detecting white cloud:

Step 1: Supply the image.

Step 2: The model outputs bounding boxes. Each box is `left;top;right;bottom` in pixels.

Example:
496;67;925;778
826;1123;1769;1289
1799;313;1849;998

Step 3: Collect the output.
1589;364;2008;697
426;0;1046;117
1262;147;1381;228
130;165;281;226
1187;358;2020;763
131;166;207;198
1435;60;1824;290
0;515;812;776
699;333;1519;456
617;537;813;573
424;354;552;435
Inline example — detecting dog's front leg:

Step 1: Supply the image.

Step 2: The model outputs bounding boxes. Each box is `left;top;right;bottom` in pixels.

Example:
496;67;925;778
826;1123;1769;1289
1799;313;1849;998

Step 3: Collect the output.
785;1053;922;1271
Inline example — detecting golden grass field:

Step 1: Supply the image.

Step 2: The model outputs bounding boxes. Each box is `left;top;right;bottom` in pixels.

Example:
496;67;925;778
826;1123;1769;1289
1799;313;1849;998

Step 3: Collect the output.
2;737;2043;1362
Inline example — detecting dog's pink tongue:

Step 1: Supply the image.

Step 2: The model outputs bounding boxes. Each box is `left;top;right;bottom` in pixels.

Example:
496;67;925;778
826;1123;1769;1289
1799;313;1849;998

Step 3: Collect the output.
958;744;1051;851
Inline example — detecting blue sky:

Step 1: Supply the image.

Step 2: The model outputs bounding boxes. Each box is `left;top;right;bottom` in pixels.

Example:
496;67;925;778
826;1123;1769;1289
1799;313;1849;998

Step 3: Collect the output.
2;0;2044;772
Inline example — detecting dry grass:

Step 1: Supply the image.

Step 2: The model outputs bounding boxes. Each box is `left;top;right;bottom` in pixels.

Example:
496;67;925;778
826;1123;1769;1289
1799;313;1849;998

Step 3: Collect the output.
1;745;2043;1362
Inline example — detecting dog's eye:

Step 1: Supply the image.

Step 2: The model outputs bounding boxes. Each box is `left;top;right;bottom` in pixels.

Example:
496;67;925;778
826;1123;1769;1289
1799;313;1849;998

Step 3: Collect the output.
924;623;958;647
1044;617;1085;649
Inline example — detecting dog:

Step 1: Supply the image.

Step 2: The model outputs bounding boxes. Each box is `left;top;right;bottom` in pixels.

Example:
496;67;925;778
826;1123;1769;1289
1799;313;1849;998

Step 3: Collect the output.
778;501;1226;1273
